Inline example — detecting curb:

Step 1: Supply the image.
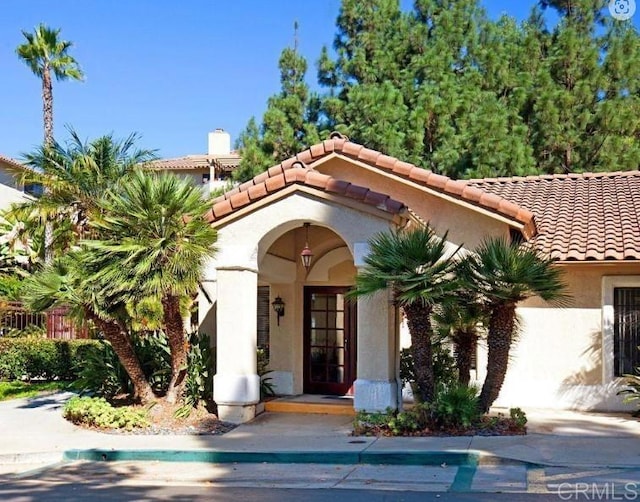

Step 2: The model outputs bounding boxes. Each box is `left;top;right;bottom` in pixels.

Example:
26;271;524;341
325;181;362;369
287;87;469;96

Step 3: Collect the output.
63;448;485;466
0;451;63;465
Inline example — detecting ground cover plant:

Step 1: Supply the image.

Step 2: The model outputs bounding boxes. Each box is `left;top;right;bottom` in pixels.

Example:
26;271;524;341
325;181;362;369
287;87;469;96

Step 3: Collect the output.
353;400;528;437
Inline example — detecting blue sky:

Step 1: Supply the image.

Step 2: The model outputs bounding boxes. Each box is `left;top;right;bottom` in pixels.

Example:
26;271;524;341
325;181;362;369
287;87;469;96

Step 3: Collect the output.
0;1;636;160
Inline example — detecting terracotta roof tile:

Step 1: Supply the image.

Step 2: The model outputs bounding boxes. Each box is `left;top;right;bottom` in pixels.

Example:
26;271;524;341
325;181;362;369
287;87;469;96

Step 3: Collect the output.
212;199;233;219
310;143;325;159
206;167;406;224
145;153;240;171
229;191;250;209
265;175;286;192
247;183;268;201
0;154;28;171
376;154;397;170
206;138;537;236
392;161;414;177
325;178;350;195
296;149;314;164
467;171;640;261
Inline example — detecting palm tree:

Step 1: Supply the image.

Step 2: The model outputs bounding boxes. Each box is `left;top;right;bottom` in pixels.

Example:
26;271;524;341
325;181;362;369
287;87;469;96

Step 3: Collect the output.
85;171;218;404
434;289;486;387
459;238;568;413
22;255;156;403
351;226;459;402
16;24;83;146
13;130;155;259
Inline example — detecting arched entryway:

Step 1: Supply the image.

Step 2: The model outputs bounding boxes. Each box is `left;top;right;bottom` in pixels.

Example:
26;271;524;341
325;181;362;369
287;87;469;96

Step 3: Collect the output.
199;189;406;423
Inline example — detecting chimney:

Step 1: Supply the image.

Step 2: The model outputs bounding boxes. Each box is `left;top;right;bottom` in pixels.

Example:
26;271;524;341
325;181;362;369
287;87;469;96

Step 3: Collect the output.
208;128;231;156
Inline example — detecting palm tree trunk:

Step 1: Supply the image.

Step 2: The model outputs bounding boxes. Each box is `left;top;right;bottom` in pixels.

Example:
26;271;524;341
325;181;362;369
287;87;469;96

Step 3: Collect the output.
89;314;155;404
454;328;477;387
162;295;188;404
404;302;436;403
42;67;55;264
478;303;516;413
42;67;54;146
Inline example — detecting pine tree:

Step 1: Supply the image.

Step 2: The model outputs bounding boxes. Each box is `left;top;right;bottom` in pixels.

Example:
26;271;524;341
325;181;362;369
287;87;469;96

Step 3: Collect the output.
235;23;320;182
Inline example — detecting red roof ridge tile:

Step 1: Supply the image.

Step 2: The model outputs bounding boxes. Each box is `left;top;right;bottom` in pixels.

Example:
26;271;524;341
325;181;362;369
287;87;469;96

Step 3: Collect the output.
466;170;640;185
206;167;406;224
0;154;30;171
273;138;534;229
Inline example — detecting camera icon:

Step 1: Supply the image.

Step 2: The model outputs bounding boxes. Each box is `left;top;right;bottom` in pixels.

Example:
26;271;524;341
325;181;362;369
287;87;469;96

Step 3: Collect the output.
610;0;636;20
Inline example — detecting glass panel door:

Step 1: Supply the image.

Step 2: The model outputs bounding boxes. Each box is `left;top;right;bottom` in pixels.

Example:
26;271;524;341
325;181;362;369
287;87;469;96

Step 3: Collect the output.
304;287;356;395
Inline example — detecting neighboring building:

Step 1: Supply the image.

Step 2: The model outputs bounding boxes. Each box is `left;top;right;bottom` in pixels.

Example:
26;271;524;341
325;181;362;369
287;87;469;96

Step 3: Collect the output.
145;129;241;194
0;154;32;210
198;133;640;423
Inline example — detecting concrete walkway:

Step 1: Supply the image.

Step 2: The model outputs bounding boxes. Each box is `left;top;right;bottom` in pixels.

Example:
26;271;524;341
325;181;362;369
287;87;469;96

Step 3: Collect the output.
1;392;639;494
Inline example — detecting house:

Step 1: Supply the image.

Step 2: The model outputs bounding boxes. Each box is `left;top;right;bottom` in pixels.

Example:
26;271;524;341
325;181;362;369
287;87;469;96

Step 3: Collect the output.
0;154;32;211
197;133;640;423
145;129;241;194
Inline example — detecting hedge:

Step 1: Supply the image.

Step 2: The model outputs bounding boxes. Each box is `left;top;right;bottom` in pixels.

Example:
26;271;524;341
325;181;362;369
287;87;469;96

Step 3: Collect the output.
0;337;100;381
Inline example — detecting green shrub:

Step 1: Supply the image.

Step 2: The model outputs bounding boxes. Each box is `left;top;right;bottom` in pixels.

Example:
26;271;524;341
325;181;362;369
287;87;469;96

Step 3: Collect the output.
387;403;432;435
257;347;276;399
75;332;172;398
0;338;100;381
617;373;640;416
432;384;480;429
509;407;528;428
400;333;458;399
176;332;215;417
354;403;432;436
63;396;149;430
73;340;131;398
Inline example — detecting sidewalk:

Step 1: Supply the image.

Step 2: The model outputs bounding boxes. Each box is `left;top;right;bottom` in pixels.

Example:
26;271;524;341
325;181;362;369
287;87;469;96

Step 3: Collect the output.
1;392;639;493
1;392;638;465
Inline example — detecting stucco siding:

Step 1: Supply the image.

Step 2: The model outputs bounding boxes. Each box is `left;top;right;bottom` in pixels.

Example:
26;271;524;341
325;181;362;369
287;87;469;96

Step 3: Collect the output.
484;263;640;411
315;156;510;250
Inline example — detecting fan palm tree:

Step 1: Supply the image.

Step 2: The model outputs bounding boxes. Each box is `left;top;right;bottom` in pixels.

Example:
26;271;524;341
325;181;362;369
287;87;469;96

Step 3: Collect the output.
13;130;155;259
434;289;486;387
459;238;568;413
85;171;218;403
16;24;83;146
21;255;156;403
351;225;460;402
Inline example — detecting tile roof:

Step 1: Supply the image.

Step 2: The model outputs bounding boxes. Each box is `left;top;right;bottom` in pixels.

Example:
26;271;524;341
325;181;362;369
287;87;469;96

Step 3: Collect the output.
465;171;640;261
0;154;28;171
207;134;536;236
146;153;240;171
206;164;406;223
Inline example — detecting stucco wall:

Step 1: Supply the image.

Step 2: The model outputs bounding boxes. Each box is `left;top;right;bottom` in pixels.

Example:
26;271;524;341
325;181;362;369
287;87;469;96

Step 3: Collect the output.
0;183;28;211
315;156;511;249
484;263;640;411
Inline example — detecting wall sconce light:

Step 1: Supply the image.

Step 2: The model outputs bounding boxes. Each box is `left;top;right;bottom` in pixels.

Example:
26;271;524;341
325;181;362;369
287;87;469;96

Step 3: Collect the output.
272;296;285;325
300;222;314;272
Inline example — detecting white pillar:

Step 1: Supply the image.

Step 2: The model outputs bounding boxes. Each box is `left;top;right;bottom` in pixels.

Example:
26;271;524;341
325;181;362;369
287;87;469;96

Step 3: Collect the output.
353;289;400;412
213;267;260;423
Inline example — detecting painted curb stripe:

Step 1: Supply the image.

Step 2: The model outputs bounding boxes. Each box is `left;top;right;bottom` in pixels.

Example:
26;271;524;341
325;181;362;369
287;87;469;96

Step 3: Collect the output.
63;449;480;466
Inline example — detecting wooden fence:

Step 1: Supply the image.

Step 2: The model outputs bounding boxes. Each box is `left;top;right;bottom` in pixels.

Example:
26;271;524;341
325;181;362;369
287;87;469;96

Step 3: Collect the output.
0;301;89;339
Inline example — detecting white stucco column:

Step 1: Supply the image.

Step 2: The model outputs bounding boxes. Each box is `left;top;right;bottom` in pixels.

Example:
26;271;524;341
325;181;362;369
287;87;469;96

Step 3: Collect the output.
353;244;400;412
213;267;260;423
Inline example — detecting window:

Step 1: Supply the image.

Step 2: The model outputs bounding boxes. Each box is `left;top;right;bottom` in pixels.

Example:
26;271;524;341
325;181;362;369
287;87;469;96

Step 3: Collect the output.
509;229;524;245
257;286;270;355
614;287;640;376
24;183;43;197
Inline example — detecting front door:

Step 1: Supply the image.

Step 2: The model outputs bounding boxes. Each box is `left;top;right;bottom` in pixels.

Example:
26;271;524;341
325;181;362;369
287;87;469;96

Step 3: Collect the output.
303;287;356;395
